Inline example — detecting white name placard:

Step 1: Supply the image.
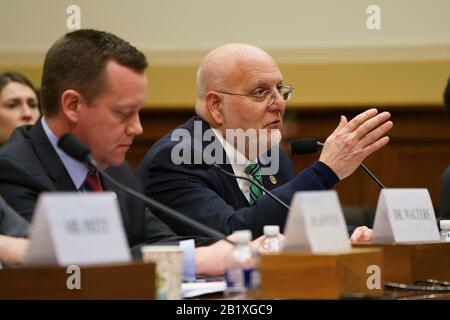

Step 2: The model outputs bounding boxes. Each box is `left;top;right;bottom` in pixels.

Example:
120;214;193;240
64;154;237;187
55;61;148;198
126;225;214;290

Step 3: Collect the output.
372;188;440;243
25;192;131;266
282;190;351;253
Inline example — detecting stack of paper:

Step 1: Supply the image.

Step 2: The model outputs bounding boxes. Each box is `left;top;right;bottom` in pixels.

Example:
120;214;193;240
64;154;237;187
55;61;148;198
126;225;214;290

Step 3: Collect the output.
182;281;226;298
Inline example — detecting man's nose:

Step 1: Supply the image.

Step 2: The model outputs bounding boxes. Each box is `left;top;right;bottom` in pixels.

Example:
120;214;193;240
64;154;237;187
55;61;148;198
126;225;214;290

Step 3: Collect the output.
127;113;143;136
267;90;286;113
20;104;33;121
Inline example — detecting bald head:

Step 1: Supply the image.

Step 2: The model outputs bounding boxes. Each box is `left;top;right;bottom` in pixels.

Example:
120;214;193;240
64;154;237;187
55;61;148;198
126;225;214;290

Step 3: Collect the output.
195;44;278;118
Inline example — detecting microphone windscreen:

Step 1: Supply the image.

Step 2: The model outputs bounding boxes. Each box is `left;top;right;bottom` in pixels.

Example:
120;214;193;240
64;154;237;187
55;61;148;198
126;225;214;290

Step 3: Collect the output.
57;133;91;162
290;138;322;155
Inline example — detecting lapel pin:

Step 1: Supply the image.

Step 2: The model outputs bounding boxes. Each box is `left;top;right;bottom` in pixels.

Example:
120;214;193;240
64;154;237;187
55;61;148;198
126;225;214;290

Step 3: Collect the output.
269;175;277;185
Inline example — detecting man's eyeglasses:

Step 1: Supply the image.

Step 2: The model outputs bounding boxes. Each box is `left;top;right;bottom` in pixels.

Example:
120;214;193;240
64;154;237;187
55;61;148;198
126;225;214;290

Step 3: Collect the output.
216;84;293;106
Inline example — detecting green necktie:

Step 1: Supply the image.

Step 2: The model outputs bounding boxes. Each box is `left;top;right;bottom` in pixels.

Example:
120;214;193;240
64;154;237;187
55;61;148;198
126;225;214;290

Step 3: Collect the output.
244;162;263;205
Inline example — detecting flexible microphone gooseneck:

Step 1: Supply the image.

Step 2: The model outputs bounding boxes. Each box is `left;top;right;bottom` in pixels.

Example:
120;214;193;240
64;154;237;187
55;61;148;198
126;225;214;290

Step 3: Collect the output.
210;164;291;210
192;144;292;211
291;138;386;189
57;133;233;244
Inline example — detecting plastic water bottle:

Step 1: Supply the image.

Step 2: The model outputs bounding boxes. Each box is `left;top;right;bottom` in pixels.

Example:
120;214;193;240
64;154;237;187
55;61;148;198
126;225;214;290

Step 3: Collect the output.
225;230;260;294
261;225;281;253
440;220;450;242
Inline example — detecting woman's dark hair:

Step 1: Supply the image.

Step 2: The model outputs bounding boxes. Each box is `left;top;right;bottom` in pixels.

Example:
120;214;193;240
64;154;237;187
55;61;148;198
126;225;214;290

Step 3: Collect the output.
0;72;40;112
0;72;37;95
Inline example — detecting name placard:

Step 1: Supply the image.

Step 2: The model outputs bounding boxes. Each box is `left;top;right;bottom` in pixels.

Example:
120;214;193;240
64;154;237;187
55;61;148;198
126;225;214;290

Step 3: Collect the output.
25;192;131;266
282;190;351;252
372;188;440;243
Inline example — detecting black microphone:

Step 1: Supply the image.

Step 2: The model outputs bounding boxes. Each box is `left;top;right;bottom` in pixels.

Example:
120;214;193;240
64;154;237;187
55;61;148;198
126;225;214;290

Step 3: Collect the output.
58;133;98;165
291;138;323;155
194;146;291;210
291;138;386;189
57;133;232;243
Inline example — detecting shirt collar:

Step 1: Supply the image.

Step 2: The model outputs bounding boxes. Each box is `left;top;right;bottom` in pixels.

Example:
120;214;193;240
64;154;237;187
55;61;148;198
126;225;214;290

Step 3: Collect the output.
211;128;257;177
41;117;88;189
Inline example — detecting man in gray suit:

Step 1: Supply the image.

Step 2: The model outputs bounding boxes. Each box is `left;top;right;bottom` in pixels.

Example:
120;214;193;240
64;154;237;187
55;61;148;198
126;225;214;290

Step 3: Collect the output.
0;196;29;265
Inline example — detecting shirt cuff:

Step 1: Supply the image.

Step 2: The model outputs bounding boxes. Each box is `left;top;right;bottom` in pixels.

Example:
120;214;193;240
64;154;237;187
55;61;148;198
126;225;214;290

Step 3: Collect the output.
179;239;196;281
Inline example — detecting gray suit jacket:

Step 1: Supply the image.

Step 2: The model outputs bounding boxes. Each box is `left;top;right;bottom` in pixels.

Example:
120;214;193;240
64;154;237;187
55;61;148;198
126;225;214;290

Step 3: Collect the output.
0;196;28;237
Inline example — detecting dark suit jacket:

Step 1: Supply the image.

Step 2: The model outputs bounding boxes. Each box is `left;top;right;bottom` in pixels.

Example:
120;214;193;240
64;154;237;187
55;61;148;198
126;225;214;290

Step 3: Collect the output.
0;120;214;255
138;116;339;238
440;165;450;219
0;196;29;237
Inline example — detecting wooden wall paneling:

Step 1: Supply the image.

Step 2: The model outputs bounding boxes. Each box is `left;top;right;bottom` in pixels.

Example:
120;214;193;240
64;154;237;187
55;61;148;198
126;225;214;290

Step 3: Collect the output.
386;143;450;205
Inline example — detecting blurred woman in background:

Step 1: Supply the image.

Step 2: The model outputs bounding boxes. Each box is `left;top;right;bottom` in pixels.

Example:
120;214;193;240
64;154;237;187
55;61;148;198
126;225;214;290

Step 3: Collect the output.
0;72;40;144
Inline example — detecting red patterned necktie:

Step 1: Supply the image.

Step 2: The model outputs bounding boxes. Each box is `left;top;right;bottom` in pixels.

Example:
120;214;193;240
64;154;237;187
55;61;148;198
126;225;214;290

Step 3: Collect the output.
83;168;103;192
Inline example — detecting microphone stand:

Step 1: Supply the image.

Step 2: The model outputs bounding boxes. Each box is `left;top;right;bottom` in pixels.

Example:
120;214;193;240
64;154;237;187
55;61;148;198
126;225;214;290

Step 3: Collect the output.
87;156;234;244
359;163;385;189
211;164;291;210
315;140;386;189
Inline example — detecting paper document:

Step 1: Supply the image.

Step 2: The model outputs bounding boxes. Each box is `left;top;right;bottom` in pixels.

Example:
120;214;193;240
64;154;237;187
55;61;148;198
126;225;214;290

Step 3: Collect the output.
182;281;226;298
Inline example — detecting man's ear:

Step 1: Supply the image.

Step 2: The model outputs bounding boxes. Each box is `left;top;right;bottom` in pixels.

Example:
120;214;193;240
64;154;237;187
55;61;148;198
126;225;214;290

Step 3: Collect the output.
205;91;224;126
61;90;84;123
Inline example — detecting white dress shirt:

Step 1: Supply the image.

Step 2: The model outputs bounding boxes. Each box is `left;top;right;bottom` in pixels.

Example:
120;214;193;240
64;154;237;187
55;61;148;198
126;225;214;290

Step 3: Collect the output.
211;128;261;203
41;117;88;189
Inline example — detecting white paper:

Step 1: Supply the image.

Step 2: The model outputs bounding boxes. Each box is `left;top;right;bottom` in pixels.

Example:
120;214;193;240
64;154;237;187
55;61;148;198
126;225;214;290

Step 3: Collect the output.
283;190;351;253
182;281;226;298
25;192;131;266
372;188;440;243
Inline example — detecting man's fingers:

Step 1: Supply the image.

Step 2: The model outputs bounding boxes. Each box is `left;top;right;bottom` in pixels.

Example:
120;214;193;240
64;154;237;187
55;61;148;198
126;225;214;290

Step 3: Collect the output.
343;108;378;133
362;136;390;158
331;115;348;135
320;108;392;180
351;226;373;243
359;120;393;148
350;228;363;242
352;111;391;140
362;229;373;241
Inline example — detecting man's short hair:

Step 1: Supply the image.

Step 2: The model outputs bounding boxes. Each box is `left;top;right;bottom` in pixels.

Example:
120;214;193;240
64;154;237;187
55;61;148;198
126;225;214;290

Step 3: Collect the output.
40;29;148;117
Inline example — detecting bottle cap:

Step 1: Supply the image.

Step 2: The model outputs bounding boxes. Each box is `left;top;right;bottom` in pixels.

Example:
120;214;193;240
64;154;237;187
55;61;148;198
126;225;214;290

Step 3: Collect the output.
440;220;450;229
233;230;252;243
263;225;280;236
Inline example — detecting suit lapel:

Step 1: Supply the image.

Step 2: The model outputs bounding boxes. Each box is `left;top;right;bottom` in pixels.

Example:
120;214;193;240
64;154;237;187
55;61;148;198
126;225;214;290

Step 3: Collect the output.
193;116;250;207
30;119;77;191
218;161;249;207
259;147;282;191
